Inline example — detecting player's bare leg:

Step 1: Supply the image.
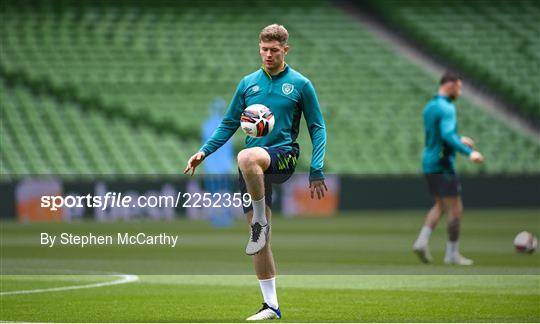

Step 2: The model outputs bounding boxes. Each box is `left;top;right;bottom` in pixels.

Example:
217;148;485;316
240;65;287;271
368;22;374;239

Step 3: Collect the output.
442;196;473;265
238;148;271;256
246;207;280;320
424;198;444;229
414;198;444;263
240;149;281;320
246;207;276;280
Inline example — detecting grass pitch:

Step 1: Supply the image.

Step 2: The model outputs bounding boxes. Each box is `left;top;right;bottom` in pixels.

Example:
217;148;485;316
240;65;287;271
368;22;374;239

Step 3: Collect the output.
1;209;539;322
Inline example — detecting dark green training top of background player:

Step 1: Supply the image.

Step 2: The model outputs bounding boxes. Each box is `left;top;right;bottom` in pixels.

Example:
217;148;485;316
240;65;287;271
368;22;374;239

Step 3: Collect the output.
422;72;484;174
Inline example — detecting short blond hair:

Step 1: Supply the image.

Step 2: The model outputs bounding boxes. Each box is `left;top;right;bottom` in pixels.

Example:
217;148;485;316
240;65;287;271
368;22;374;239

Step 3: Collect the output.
259;24;289;45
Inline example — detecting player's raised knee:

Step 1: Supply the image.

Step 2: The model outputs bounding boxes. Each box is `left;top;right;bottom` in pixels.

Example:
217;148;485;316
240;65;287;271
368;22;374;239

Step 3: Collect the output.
434;201;445;213
237;149;257;170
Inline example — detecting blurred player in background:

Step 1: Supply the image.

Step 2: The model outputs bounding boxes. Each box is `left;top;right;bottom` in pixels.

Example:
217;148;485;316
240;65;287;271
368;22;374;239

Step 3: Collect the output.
184;24;327;320
413;72;484;265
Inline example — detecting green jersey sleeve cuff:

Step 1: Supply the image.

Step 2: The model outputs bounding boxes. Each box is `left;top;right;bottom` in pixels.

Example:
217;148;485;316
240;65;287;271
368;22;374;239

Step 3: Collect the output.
200;146;211;157
309;169;325;182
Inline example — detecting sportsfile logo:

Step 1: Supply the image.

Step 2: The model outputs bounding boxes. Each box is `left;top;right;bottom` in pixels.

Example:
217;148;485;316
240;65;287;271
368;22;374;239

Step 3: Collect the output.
41;192;178;211
40;192;252;211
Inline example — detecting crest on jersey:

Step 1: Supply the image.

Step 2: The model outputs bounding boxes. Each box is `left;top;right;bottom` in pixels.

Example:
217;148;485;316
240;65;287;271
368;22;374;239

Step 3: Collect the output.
282;83;294;95
252;85;260;93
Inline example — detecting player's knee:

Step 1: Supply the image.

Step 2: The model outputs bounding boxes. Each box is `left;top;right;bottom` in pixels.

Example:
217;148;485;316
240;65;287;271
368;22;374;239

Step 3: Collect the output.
434;200;444;213
433;203;441;213
449;204;463;219
237;149;256;170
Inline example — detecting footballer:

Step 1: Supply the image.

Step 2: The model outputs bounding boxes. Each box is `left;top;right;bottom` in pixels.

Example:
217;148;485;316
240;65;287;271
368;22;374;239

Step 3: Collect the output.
184;24;327;320
413;72;484;265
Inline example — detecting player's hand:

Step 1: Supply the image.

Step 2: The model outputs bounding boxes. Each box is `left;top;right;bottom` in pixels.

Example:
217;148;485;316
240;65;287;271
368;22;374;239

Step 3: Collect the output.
461;136;475;148
469;151;484;163
184;152;205;176
310;180;328;200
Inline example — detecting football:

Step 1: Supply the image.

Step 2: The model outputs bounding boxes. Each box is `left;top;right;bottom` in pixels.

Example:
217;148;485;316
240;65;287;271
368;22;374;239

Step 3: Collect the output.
513;231;537;254
240;104;275;138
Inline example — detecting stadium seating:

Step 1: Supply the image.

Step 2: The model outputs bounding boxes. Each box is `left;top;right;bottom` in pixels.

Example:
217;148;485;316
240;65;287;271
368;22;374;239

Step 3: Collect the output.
364;0;540;121
1;80;200;178
1;0;539;179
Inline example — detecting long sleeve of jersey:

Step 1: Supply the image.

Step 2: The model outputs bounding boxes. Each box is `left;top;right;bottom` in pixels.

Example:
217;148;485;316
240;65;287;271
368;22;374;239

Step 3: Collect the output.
301;81;327;181
439;106;472;156
200;79;245;157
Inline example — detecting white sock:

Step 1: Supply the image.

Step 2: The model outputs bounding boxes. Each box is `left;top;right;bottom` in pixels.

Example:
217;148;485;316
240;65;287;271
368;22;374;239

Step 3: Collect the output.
251;197;267;226
446;241;458;256
414;226;432;248
259;277;278;309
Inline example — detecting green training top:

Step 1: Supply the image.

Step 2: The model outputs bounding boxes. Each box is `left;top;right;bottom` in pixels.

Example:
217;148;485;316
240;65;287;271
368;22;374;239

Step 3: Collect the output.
200;64;327;181
422;95;473;174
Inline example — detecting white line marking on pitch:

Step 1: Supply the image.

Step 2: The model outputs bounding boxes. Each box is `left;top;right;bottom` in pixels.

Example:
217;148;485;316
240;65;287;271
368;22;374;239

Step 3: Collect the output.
0;274;139;296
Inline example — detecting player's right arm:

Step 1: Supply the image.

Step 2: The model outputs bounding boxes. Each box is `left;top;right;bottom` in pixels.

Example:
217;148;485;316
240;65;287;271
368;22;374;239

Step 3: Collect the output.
439;105;484;163
184;79;246;175
184;151;205;176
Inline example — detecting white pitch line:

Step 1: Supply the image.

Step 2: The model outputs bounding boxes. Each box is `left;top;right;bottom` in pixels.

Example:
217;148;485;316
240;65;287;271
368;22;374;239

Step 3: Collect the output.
0;274;139;296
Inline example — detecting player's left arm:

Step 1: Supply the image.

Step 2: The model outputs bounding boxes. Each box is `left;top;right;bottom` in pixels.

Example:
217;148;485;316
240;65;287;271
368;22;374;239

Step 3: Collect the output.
439;106;484;163
300;80;327;199
439;106;473;156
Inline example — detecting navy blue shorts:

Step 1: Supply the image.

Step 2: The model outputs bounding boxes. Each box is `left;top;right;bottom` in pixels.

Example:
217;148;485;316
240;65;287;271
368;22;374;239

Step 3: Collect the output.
425;173;462;197
239;144;299;213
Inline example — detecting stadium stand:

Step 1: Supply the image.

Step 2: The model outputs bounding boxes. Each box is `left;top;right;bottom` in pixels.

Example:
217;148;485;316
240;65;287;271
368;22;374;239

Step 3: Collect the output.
1;0;539;179
362;0;540;122
1;80;199;178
